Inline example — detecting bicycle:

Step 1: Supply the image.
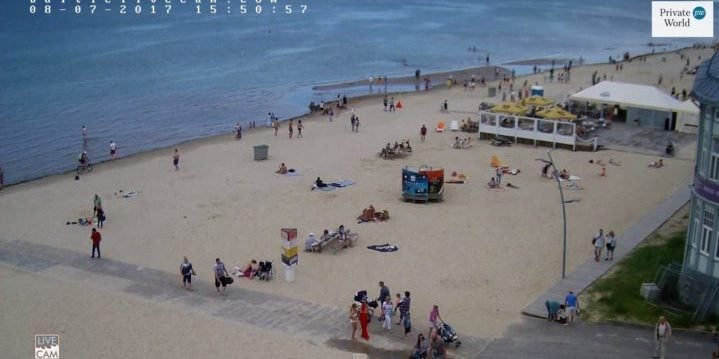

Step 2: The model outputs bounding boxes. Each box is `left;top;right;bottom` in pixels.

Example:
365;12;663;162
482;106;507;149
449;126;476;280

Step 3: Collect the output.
76;162;94;175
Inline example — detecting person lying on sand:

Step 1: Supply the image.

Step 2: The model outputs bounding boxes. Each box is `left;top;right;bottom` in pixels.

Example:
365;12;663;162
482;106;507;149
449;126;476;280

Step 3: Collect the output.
559;169;570;180
276;163;288;174
648;159;664;168
358;205;376;222
236;259;259;278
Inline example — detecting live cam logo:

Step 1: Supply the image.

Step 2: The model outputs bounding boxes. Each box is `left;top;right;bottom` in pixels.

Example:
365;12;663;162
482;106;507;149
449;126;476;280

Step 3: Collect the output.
35;335;59;359
652;1;714;37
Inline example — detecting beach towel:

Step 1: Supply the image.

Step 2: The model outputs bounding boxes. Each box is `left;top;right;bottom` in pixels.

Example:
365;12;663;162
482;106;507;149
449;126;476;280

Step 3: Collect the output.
314;186;336;192
558;175;581;182
329;179;355;188
367;243;398;252
285;170;302;177
121;191;139;198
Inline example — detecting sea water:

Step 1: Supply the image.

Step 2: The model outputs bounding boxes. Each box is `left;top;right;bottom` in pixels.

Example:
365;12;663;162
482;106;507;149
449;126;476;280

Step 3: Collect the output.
0;0;704;184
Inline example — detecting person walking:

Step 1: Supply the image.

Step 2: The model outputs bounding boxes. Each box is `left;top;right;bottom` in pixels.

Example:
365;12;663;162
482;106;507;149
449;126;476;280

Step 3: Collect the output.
430;327;446;358
399;291;412;336
377;281;390;320
349;303;359;340
653;316;672;359
288;120;293;139
297;120;303;138
359;301;370;341
382;298;393;332
180;256;196;290
350;115;356;132
354;116;360;132
93;194;102;218
235;122;242;140
109;140;117;160
214;257;229;296
593;229;605;262
496;167;503;186
273;119;279;136
96;207;105;228
564;290;579;323
90;228;102;259
605;230;617;261
329;108;334;122
383;96;388;111
172;149;180;171
420;125;427;142
428;304;443;336
389;97;395;112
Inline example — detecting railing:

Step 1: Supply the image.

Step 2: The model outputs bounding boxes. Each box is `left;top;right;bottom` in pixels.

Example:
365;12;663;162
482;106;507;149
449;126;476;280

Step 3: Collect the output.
478;111;579;151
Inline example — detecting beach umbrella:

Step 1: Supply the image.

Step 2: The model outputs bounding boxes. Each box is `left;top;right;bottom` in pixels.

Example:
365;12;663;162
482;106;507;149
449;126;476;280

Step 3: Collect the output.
490;102;527;115
521;96;553;107
535;107;577;121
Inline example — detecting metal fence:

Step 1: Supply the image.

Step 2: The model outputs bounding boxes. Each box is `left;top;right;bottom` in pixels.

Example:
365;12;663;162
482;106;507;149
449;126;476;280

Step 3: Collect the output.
651;262;719;321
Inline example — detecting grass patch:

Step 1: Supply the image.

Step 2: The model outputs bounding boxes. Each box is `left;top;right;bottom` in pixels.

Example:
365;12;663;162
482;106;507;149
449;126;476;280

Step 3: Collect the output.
584;231;717;330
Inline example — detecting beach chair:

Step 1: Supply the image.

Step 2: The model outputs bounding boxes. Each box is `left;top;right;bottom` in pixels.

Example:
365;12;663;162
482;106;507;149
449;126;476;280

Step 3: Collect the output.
436;120;445;133
450;120;459;132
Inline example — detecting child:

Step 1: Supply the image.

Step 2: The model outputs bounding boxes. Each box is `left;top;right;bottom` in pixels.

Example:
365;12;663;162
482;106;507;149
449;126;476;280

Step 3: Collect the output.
382;298;393;332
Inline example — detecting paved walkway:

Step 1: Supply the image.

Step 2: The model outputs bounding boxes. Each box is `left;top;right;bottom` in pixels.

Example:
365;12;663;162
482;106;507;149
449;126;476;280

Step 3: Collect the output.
522;184;691;318
0;238;489;358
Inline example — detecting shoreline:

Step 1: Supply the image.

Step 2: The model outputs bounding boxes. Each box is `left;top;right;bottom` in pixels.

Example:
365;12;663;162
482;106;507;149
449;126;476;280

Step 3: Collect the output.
2;44;709;188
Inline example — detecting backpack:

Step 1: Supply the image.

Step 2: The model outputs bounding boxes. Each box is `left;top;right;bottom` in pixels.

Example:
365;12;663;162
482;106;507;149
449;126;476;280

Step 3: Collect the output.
592;236;597;245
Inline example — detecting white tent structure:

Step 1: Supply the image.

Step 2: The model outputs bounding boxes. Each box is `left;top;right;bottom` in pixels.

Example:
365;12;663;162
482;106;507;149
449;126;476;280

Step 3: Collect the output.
570;81;692;130
676;100;700;134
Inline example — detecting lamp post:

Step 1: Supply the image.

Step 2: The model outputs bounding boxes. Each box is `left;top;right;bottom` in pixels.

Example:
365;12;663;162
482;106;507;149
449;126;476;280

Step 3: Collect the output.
547;150;567;279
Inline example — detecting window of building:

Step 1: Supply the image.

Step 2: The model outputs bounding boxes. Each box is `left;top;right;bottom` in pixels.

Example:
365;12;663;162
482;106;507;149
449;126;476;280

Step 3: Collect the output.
701;208;714;255
693;218;700;247
711;139;719;180
715;235;719;260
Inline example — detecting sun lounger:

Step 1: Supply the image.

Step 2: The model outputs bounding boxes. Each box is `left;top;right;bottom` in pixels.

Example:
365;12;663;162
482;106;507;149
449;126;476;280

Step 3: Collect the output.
436;121;445;133
450;120;459;131
312;229;358;253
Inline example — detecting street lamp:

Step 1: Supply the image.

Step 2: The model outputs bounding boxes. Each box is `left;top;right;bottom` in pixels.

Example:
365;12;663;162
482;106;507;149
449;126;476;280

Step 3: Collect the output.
547;150;567;279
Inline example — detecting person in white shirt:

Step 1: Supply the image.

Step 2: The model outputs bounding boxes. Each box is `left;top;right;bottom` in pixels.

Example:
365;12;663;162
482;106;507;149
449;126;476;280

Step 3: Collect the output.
109;141;117;160
654;316;672;359
593;229;605;262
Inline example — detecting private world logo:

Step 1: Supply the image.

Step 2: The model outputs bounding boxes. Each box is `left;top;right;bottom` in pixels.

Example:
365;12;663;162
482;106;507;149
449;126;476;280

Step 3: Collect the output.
652;1;713;37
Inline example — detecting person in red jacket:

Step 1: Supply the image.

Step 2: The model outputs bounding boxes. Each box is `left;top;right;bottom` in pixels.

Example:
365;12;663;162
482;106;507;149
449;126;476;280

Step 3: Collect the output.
90;228;102;259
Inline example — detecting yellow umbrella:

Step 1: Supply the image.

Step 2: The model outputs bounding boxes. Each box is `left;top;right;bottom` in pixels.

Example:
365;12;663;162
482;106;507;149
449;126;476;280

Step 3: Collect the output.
535;107;577;121
521;96;553;107
490;102;527;115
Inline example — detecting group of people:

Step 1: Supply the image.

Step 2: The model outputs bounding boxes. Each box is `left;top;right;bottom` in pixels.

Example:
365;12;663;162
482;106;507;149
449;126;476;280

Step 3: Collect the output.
452;136;472;149
351;282;449;358
592;228;617;262
303;225;353;252
357;204;389;223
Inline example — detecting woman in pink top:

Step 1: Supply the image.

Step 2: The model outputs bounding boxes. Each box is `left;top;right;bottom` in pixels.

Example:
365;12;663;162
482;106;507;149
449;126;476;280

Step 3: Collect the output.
428;304;442;336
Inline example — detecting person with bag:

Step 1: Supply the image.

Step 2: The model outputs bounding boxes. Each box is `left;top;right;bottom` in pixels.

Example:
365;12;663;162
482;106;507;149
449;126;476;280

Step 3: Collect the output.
213;258;230;296
180;256;196;290
605;230;617;261
592;229;605;262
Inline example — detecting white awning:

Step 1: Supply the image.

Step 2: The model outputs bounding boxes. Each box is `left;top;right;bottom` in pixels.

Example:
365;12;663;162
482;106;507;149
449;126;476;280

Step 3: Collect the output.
570;81;685;112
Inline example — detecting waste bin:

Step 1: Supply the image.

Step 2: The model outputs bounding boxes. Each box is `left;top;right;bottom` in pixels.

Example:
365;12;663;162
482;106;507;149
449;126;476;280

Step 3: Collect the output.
253;145;269;161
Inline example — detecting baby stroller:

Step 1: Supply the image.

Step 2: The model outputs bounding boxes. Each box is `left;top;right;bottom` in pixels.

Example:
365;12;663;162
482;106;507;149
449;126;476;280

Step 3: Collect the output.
353;290;377;321
256;261;274;281
438;320;461;347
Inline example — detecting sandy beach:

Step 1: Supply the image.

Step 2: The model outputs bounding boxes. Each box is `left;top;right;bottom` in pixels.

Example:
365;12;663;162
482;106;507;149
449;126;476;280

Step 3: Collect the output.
0;46;713;358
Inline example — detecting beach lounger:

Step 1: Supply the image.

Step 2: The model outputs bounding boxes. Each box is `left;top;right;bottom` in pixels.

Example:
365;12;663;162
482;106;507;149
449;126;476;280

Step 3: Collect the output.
436;121;445;133
450;120;459;132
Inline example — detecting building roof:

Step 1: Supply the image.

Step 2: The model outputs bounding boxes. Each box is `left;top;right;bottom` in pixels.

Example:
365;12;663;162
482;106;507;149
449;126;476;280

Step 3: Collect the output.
569;81;686;112
692;51;719;104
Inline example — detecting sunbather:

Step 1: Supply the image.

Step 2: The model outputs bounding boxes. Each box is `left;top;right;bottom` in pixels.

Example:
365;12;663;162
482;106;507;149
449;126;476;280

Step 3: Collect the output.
276;163;288;174
312;177;328;190
305;233;319;252
236;259;259;278
559;169;570;180
648;159;664;168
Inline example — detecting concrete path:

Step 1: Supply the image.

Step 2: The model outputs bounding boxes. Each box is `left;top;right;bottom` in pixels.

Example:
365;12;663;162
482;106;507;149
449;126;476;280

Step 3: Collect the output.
522;184;691;318
476;317;716;359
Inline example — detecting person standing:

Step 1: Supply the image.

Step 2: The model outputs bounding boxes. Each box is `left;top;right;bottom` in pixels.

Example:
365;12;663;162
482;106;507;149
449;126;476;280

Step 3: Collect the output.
272;119;279;136
383;96;388;111
359;301;370;341
377;281;390;319
350;115;356;132
93;194;102;218
90;228;102;259
96;207;105;228
109;140;117;160
496;167;503;186
235;122;242;140
382;298;393;332
297;120;303;138
564;290;579;323
420;125;427;142
172;149;180;171
389;97;395;112
214;258;229;296
354;116;360;132
654;316;672;359
430;328;446;358
399;291;412;336
349;303;359;340
428;304;442;336
180;256;196;290
605;230;617;261
288;120;294;139
329;108;334;122
593;229;605;262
